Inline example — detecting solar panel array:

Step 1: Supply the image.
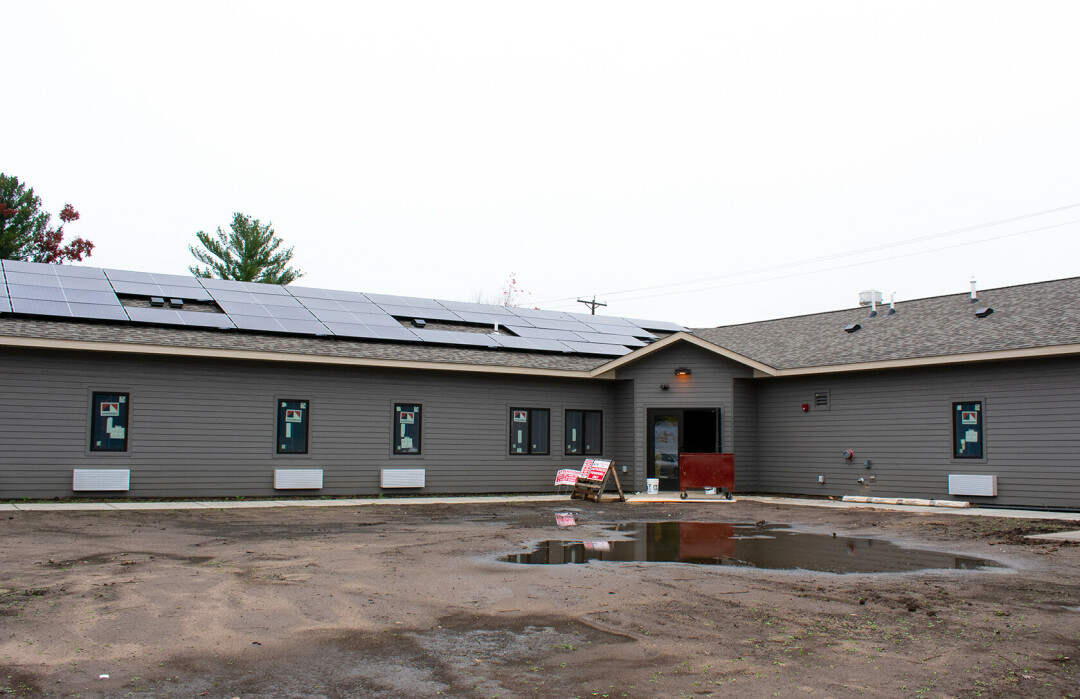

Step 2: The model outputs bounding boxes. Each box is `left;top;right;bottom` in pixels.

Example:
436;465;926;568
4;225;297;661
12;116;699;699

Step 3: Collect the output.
0;260;684;356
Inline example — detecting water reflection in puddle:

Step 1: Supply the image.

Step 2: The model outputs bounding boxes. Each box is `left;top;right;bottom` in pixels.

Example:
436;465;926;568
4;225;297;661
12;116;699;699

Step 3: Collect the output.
502;521;1001;573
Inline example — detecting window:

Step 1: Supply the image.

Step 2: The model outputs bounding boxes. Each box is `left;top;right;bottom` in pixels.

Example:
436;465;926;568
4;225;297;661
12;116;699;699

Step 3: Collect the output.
393;403;422;455
277;399;309;454
565;409;602;455
90;392;129;452
510;408;549;455
953;401;983;459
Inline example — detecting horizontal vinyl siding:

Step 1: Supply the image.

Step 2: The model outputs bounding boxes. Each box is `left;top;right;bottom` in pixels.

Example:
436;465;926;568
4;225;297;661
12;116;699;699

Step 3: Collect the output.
0;348;615;499
754;356;1080;509
733;378;759;491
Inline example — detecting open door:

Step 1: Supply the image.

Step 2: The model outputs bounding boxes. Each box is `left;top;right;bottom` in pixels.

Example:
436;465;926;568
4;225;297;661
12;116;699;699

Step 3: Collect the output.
647;408;720;491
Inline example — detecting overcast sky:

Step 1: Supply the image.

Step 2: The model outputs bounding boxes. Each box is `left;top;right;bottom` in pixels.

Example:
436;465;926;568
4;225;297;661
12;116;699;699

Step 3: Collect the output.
5;1;1079;327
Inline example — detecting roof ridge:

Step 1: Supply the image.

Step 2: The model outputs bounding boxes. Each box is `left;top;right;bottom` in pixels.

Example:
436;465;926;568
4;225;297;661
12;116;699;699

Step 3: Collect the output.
694;275;1080;332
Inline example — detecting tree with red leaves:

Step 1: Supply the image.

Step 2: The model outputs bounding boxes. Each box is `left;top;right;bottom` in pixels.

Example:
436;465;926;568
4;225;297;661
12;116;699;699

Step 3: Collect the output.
0;173;94;264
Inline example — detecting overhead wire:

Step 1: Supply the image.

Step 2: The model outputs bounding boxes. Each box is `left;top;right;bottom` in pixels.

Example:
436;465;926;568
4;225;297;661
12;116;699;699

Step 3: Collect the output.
536;202;1080;306
544;218;1080;309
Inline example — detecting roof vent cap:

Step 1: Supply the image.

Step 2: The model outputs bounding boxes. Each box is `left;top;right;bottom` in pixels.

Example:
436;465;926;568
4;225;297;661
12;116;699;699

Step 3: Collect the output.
844;323;862;333
411;318;427;328
974;307;994;318
149;297;165;307
858;290;882;307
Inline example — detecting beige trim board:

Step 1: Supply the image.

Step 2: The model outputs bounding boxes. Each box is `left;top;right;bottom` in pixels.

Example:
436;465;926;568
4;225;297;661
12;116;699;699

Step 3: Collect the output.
589;332;777;377
759;343;1080;377
0;335;605;379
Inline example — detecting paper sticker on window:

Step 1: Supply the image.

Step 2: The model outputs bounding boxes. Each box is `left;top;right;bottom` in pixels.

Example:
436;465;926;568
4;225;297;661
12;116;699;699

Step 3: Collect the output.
513;411;528;422
965;429;979;443
285;410;302;423
100;402;120;417
399;411;415;424
962;411;978;425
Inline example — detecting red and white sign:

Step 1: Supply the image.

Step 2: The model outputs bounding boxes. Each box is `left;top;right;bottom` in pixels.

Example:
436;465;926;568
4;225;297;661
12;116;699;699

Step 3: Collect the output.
513;410;528;422
399;411;415;424
100;402;120;417
285;409;303;423
961;411;978;425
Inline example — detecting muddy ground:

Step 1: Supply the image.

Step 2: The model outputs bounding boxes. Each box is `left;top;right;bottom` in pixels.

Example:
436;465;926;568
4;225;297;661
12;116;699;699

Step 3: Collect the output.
1;499;1078;698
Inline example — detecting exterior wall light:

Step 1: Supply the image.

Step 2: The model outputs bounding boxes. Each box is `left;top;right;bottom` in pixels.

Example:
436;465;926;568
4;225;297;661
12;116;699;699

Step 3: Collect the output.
659;384;670;391
674;367;691;376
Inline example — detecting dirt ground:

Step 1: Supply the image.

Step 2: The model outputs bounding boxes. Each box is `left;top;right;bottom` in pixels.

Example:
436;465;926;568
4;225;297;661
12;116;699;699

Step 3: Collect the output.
1;499;1078;699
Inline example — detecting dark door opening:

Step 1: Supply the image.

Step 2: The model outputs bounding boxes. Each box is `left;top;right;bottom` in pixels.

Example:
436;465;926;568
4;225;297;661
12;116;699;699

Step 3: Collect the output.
647;408;720;491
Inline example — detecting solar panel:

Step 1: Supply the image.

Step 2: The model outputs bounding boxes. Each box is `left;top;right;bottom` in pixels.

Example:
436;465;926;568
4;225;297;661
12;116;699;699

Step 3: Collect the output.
69;304;130;321
456;311;527;326
411;329;499;348
377;304;462;322
229;315;288;333
279;318;331;335
438;300;514;315
10;298;73;317
524;317;595;332
489;334;572;353
2;261;685;357
8;284;66;302
6;270;62;287
1;260;56;275
560;341;632;356
572;331;647;347
63;289;122;305
320;322;385;340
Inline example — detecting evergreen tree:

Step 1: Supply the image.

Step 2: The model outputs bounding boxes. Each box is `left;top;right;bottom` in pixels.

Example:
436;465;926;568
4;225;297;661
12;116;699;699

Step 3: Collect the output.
189;212;302;284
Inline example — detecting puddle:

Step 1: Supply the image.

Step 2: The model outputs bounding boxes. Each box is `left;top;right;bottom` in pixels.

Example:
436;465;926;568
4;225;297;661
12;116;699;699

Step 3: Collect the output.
502;521;1002;573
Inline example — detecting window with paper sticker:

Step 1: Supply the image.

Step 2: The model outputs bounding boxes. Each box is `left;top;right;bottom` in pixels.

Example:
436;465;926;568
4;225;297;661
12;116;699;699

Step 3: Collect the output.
510;408;549;455
277;399;309;454
565;409;603;456
393;404;422;455
952;401;983;459
91;392;129;452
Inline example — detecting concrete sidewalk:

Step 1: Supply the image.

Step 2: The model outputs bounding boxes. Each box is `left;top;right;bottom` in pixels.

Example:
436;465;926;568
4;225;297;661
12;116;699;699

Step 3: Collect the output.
1;492;1077;522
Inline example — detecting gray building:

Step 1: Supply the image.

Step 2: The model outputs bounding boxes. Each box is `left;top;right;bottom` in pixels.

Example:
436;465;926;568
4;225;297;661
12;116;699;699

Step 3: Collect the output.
1;259;1077;509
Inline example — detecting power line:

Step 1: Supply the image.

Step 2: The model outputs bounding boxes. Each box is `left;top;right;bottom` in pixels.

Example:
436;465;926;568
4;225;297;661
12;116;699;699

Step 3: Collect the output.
537;202;1080;305
549;218;1079;308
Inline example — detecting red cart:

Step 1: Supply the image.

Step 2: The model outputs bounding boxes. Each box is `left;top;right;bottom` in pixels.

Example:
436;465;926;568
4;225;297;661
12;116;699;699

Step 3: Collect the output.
678;453;735;499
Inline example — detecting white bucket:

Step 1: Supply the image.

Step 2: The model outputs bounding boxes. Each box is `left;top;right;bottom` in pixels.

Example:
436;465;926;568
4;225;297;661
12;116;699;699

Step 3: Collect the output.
704;487;717;495
646;478;659;495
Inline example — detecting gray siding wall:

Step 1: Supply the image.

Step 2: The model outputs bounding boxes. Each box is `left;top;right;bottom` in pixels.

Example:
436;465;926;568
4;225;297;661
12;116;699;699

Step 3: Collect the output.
754;356;1080;509
732;378;759;491
0;348;617;499
615;343;754;491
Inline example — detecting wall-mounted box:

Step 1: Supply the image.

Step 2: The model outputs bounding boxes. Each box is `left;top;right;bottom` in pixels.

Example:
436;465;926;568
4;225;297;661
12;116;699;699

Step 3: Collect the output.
73;469;130;491
381;468;425;488
948;474;997;497
274;469;323;489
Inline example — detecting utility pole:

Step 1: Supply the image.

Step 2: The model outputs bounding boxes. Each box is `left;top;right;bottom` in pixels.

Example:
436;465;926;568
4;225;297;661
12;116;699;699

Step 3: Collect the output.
577;296;607;315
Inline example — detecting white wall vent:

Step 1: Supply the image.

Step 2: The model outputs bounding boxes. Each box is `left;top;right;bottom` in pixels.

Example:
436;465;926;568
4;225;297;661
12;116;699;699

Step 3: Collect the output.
73;469;130;491
948;474;997;497
274;469;323;489
381;468;426;488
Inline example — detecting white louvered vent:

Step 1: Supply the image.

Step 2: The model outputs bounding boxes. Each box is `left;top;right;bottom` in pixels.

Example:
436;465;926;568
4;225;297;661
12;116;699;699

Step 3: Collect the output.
381;468;426;488
948;474;997;497
274;469;323;489
73;469;130;491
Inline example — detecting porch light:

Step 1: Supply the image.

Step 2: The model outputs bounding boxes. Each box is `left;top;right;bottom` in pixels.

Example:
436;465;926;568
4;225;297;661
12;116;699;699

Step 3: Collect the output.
674;367;691;376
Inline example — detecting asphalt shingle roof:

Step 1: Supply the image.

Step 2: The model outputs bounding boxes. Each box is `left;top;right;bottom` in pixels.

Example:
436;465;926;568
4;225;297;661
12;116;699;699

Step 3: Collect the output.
693;277;1080;370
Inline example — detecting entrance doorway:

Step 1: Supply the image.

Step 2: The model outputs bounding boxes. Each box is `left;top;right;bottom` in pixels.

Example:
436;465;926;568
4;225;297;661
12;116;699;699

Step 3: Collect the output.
647;408;721;491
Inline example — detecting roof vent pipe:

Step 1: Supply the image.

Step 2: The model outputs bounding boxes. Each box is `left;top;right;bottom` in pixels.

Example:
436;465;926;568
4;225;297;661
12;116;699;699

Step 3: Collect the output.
970;278;977;303
493;322;500;335
888;292;896;315
868;295;877;318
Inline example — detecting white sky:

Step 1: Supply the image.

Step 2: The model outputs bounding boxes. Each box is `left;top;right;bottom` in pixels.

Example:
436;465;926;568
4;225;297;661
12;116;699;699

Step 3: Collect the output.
5;1;1079;327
